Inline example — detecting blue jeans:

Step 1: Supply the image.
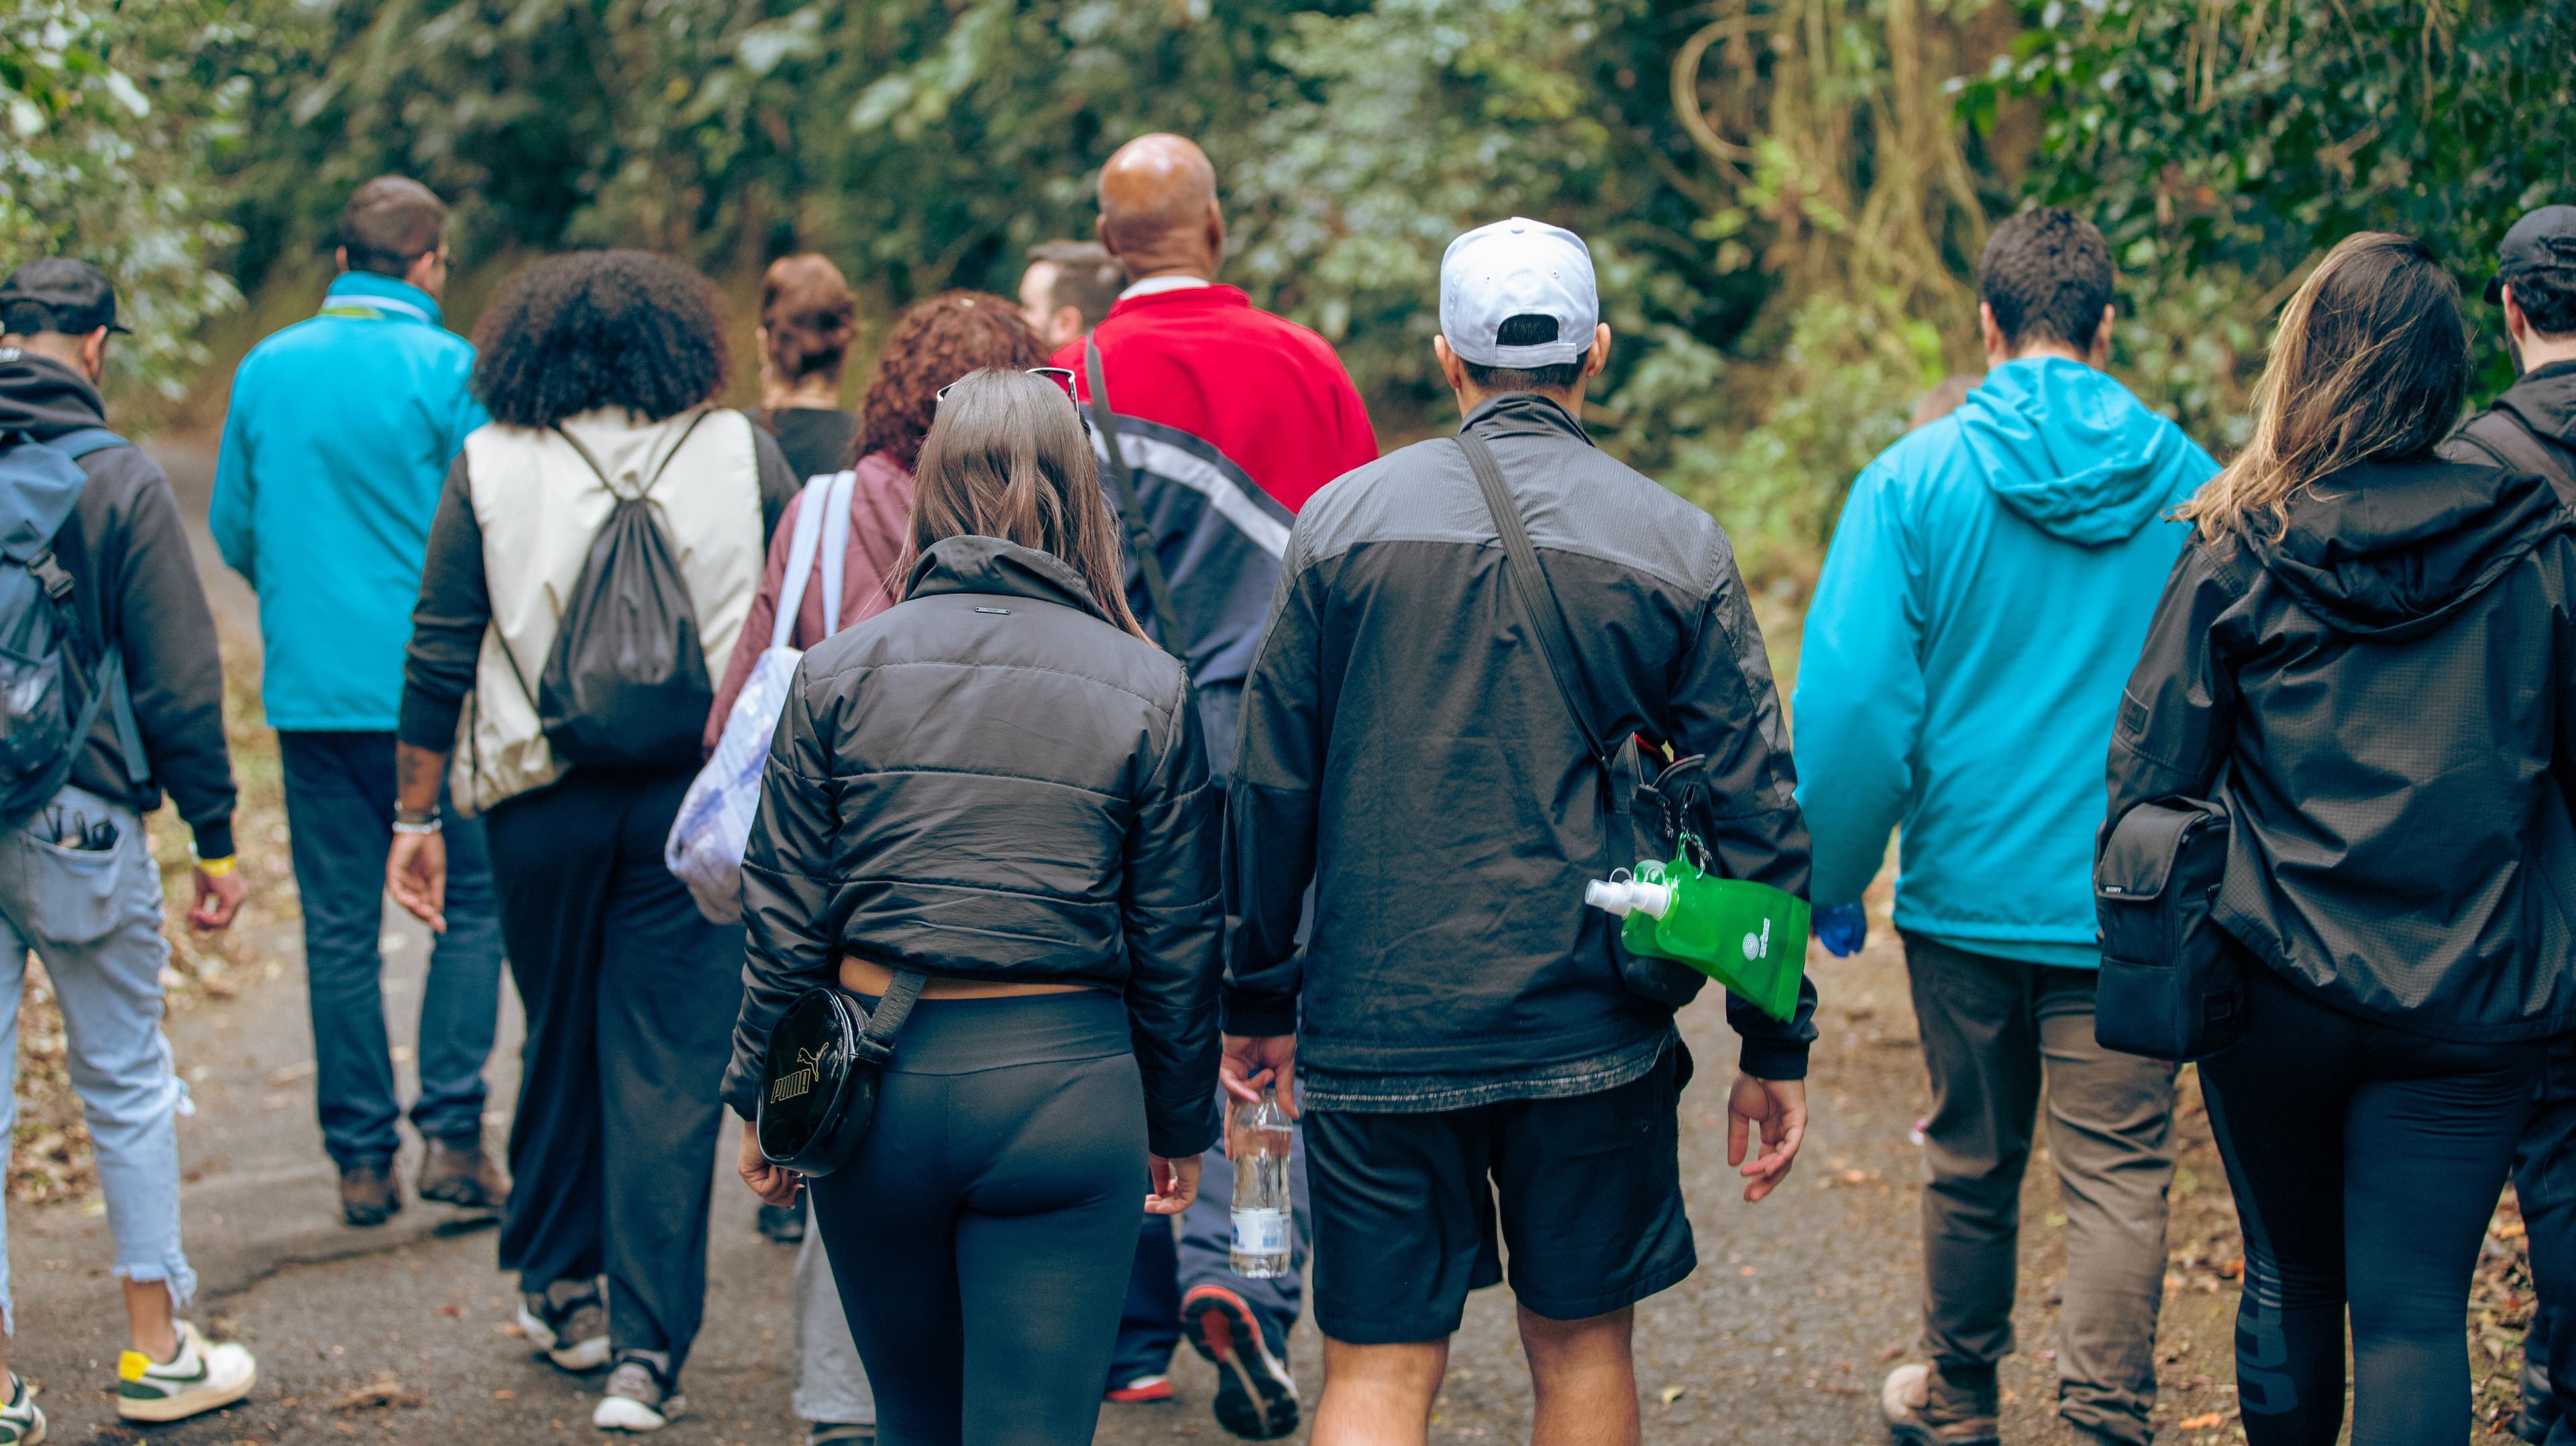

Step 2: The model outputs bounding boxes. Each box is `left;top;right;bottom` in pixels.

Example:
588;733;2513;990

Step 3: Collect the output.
1112;1121;1311;1384
278;730;504;1166
0;785;195;1327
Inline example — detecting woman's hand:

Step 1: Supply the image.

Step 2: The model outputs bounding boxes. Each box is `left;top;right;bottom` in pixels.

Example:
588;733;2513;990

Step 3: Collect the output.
1144;1154;1201;1215
386;829;448;933
1727;1073;1808;1203
739;1119;802;1208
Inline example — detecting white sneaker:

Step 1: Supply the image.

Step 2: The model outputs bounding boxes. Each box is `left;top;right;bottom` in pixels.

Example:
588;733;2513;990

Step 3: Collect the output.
594;1358;686;1432
520;1290;612;1372
115;1321;257;1422
0;1373;44;1445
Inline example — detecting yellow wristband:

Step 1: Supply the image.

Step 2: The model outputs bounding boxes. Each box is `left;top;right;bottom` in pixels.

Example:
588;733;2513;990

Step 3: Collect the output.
194;854;237;877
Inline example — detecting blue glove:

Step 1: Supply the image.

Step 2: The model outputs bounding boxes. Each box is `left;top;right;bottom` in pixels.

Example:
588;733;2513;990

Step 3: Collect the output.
1815;901;1868;958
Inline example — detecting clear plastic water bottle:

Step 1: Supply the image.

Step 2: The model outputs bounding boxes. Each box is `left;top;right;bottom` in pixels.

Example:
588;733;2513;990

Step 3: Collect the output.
1229;1085;1294;1279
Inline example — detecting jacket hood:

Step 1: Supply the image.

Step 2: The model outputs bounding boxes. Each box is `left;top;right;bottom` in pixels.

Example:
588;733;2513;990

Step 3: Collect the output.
1954;357;2195;545
2247;459;2571;636
905;535;1117;625
2499;359;2576;449
0;348;107;441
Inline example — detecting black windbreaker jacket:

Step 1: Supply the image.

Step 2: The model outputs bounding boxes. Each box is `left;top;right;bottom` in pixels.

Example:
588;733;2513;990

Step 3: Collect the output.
722;535;1225;1156
1227;392;1817;1081
2106;458;2576;1041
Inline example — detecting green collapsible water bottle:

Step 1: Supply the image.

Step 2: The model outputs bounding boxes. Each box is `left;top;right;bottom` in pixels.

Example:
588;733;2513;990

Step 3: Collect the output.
1584;846;1810;1020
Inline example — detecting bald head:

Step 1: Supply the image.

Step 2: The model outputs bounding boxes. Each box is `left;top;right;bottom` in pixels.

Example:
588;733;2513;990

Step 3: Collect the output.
1097;133;1224;282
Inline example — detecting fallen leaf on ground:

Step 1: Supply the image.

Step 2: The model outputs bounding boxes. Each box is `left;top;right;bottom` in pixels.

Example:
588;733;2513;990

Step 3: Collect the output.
2178;1411;2237;1430
1658;1387;1686;1405
492;1390;516;1400
329;1378;425;1413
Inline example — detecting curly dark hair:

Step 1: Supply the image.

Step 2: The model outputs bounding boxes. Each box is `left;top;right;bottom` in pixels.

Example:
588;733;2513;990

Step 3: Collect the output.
856;291;1046;471
472;250;730;427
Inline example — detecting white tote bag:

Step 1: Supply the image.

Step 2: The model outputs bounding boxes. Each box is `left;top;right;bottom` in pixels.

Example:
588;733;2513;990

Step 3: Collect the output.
665;470;857;923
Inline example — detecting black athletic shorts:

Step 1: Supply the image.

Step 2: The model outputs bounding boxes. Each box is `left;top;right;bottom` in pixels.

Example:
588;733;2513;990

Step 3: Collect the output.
1304;1042;1697;1344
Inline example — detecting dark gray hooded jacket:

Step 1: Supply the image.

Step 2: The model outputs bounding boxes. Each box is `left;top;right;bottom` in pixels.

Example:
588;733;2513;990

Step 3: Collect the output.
2106;457;2576;1040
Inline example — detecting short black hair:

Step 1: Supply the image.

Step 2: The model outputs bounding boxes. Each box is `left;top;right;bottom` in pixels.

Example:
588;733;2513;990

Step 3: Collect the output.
1978;207;2115;353
1460;313;1588;394
471;250;729;428
341;176;449;276
2513;270;2576;338
1028;241;1124;331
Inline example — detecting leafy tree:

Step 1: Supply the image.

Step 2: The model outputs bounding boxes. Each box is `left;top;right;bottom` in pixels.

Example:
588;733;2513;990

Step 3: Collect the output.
3;0;255;392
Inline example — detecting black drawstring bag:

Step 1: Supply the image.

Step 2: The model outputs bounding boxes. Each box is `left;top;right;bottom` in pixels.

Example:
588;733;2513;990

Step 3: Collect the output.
2094;794;2248;1060
757;972;926;1176
535;415;716;769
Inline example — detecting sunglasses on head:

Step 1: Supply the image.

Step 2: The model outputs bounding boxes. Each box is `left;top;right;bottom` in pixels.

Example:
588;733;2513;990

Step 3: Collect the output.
934;366;1079;405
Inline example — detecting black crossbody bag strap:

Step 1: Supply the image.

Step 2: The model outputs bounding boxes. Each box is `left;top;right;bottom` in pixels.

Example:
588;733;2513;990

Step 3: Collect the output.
1085;340;1189;662
1456;431;1626;845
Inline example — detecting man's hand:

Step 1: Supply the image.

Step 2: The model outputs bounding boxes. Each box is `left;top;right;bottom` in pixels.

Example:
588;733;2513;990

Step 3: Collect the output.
1220;1033;1298;1116
386;830;449;934
188;865;246;931
1726;1074;1807;1203
1145;1154;1202;1215
738;1120;801;1208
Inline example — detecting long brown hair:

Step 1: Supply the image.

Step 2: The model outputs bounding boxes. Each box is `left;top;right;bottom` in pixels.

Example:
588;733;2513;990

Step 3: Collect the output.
908;369;1148;640
857;292;1046;471
2176;232;2471;545
758;254;856;384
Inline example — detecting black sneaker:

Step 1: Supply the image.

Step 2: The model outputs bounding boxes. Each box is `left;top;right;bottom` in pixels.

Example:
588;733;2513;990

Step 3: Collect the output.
519;1283;610;1372
757;1200;806;1244
594;1355;685;1433
1182;1284;1299;1440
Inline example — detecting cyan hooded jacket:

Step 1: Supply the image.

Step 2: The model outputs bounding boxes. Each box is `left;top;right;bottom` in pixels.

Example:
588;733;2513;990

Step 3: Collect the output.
1794;357;2218;965
211;272;486;730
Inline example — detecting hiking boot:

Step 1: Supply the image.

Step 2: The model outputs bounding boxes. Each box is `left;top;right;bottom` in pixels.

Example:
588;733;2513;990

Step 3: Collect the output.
419;1138;508;1211
1183;1284;1299;1441
594;1355;685;1432
0;1373;42;1445
806;1425;873;1445
519;1282;611;1372
115;1321;258;1423
1882;1364;2000;1446
1105;1374;1174;1403
339;1158;402;1227
756;1200;806;1244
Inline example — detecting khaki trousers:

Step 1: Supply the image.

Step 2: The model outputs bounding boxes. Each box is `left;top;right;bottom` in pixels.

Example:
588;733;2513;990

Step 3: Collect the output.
1906;935;2178;1445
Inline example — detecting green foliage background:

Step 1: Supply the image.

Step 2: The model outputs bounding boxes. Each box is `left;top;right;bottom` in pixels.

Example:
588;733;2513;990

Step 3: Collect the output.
6;0;2572;579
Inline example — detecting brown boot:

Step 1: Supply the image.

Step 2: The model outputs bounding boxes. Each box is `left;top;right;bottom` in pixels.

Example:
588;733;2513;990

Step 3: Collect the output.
339;1158;402;1227
418;1137;508;1211
1882;1364;2000;1446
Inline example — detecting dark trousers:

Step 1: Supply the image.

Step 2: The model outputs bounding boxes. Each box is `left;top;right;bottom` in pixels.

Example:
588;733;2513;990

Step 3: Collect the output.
484;766;737;1376
812;992;1145;1446
278;730;504;1166
1904;936;2176;1446
2201;964;2543;1446
2513;1036;2576;1443
1111;1122;1311;1386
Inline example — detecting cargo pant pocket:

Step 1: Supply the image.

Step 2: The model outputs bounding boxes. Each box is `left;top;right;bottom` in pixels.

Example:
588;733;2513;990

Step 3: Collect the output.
7;826;135;945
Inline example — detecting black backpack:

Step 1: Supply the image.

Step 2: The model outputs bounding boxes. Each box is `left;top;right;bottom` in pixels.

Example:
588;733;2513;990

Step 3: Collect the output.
0;427;149;826
535;413;716;769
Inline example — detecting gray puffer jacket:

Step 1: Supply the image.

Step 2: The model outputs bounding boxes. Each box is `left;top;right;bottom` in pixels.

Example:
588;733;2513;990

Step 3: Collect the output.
721;534;1224;1156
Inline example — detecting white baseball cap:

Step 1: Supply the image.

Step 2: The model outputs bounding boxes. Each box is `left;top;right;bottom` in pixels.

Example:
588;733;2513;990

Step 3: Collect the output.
1439;218;1599;369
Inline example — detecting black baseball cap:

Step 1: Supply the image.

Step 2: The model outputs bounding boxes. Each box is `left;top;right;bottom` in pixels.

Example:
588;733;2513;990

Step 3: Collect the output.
2485;205;2576;305
0;258;129;337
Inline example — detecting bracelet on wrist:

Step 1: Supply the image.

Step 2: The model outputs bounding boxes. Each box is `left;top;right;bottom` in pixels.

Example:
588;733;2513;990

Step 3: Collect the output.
193;854;237;877
393;803;440;826
392;816;443;837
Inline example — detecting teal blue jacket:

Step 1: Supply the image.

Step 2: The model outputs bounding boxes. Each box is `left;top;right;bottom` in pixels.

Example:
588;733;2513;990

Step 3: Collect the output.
1791;358;2218;966
211;273;487;731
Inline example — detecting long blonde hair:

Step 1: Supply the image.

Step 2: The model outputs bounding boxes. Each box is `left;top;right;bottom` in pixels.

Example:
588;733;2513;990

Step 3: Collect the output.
2176;232;2471;545
906;369;1149;640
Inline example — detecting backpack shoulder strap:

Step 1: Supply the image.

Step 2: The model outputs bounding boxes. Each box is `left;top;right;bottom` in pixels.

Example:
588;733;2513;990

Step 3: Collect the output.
770;475;839;653
1085;339;1189;662
2465;409;2576;498
46;428;128;461
551;410;713;500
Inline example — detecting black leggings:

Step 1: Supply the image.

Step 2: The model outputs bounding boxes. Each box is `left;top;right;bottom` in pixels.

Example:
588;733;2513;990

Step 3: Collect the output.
808;991;1146;1446
2200;965;2543;1446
